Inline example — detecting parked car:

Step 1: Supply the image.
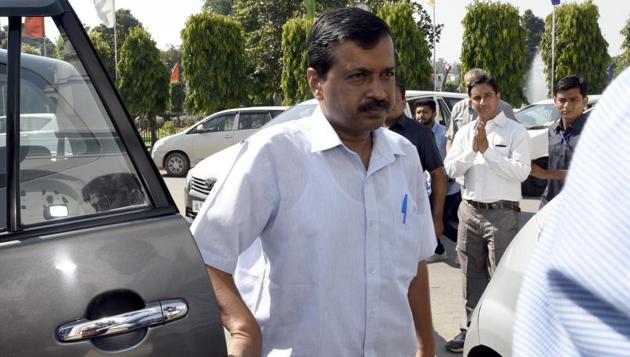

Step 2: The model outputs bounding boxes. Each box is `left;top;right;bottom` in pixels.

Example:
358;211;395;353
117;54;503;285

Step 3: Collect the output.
516;96;599;196
0;1;225;355
463;196;562;357
151;106;287;177
184;91;466;222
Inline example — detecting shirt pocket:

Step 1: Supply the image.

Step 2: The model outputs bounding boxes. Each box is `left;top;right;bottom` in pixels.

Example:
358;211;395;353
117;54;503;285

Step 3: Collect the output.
386;212;432;284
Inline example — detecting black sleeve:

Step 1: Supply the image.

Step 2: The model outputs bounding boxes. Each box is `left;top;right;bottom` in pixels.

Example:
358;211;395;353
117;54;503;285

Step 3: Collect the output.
417;127;443;172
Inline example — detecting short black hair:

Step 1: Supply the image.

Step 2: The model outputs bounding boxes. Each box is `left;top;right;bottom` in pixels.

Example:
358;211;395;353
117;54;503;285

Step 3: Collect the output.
467;75;499;96
307;7;392;79
414;99;436;113
554;75;587;96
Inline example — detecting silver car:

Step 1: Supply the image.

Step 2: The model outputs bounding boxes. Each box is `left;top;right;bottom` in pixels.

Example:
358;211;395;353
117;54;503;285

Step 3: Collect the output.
0;1;225;355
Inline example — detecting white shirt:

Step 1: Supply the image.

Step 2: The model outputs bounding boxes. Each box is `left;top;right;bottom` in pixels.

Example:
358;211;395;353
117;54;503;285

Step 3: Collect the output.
443;112;530;202
191;106;436;357
513;68;630;357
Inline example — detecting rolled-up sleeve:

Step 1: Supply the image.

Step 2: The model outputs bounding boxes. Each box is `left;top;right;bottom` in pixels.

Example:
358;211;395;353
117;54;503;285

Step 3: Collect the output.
191;140;280;274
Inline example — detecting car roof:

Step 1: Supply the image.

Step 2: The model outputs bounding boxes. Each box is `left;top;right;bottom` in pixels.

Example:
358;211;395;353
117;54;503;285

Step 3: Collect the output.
530;94;601;106
405;90;467;99
207;106;289;116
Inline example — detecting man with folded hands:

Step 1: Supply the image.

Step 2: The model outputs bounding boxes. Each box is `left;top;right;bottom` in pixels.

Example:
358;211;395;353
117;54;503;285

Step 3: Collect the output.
443;74;531;353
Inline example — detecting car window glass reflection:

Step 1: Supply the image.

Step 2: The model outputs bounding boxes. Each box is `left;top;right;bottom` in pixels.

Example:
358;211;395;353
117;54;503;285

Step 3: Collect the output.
9;26;150;227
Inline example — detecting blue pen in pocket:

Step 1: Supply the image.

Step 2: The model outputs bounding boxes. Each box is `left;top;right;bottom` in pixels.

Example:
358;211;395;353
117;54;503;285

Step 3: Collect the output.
401;193;408;224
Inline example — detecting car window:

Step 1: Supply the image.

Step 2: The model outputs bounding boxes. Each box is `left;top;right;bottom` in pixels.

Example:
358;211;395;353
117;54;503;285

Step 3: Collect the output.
515;103;560;129
442;96;463;110
270;110;284;118
0;28;152;228
437;98;451;126
262;103;317;129
238;112;269;130
201;114;235;132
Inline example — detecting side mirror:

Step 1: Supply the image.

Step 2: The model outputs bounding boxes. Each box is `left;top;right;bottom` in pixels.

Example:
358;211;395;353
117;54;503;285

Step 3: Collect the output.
195;126;209;134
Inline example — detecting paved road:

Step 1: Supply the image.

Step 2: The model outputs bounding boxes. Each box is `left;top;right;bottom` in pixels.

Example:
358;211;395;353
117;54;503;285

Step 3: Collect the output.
164;174;539;356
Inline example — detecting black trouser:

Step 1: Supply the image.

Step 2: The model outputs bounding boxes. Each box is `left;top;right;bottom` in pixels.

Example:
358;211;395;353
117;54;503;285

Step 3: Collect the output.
432;191;461;254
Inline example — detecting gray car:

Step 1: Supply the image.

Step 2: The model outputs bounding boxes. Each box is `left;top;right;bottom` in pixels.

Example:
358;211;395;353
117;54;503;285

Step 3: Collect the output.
0;1;225;355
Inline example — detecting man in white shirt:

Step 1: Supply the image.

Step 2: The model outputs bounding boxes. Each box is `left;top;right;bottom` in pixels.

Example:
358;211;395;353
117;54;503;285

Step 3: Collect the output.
445;68;516;151
443;75;530;352
191;8;437;357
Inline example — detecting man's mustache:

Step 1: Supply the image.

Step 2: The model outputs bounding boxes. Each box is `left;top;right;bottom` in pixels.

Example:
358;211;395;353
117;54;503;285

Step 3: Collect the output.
358;99;391;112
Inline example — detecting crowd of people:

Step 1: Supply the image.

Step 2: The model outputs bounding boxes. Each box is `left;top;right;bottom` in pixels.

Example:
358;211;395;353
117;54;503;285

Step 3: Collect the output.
190;7;618;357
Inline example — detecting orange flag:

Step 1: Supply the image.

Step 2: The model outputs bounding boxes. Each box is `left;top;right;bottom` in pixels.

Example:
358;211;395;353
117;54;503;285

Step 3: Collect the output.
24;17;45;39
170;63;180;82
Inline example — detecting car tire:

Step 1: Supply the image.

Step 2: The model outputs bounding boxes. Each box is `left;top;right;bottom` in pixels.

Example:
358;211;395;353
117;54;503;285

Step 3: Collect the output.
164;152;190;177
522;157;548;197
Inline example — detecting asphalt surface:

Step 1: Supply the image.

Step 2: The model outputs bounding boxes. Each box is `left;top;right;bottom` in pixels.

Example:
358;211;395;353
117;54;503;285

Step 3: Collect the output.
164;174;540;356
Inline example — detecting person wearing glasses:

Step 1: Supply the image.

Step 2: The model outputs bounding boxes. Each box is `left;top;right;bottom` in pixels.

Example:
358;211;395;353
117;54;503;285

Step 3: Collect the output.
530;75;590;208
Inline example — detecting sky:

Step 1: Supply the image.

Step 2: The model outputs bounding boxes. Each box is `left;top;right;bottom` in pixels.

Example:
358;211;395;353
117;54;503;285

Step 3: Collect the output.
67;0;627;63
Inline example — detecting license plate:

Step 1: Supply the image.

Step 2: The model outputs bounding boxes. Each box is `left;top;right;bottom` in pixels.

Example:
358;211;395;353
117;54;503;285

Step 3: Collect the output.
192;200;203;213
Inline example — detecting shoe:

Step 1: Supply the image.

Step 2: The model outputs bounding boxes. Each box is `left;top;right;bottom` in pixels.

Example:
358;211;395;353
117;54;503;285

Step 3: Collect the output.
427;252;447;262
445;329;466;353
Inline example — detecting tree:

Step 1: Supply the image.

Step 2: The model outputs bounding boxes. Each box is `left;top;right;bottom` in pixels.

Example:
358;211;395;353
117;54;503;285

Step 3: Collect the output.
118;27;169;145
460;2;527;107
523;9;544;67
280;18;312;105
92;9;143;56
233;0;303;104
88;30;115;80
351;0;443;49
160;45;183;78
181;13;247;114
169;82;186;121
202;0;234;15
377;1;432;90
540;1;609;95
617;16;630;76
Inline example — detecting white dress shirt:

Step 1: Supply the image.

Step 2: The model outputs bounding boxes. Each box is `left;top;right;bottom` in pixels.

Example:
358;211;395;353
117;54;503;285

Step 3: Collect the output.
513;68;630;357
443;112;530;203
191;106;436;357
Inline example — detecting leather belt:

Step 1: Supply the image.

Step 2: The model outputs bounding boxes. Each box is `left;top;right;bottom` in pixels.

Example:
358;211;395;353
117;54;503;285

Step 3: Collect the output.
465;199;520;211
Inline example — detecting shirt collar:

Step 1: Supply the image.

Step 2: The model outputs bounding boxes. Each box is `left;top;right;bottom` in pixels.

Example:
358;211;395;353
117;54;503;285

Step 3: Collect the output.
309;105;405;158
554;112;588;134
487;111;507;127
388;114;408;130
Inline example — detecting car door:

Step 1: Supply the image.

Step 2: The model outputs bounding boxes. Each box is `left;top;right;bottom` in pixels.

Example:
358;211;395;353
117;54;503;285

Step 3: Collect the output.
191;112;236;165
0;2;226;356
233;111;271;142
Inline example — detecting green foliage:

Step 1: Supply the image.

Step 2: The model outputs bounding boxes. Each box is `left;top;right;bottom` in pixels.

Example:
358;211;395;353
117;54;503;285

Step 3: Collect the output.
203;0;234;15
280;18;313;105
523;9;544;66
351;0;442;49
378;1;432;90
619;16;630;76
541;1;609;95
181;13;247;114
161;120;179;136
92;9;143;54
118;27;169;145
460;1;527;107
20;43;39;55
442;80;459;93
160;45;183;77
233;0;302;104
169;82;185;115
88;30;115;80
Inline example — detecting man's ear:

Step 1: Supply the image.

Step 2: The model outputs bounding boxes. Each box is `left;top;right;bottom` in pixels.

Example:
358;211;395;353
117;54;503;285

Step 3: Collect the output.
496;92;501;100
307;68;324;100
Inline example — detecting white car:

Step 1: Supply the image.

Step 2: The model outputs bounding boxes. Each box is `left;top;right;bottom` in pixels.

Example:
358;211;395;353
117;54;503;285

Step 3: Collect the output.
516;96;599;196
184;91;467;222
151;106;287;176
464;196;561;357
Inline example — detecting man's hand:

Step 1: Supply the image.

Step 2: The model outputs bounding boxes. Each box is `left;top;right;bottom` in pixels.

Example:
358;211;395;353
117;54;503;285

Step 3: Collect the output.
417;345;436;357
228;333;262;357
432;215;444;239
475;121;489;153
530;163;548;179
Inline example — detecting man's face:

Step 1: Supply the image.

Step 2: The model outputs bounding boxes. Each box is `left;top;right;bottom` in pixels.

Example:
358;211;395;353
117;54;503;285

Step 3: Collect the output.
307;36;396;136
469;83;500;121
554;88;587;122
415;105;436;126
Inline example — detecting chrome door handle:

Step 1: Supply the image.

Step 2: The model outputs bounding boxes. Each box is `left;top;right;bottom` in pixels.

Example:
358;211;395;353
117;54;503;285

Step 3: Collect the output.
223;134;233;139
56;299;188;342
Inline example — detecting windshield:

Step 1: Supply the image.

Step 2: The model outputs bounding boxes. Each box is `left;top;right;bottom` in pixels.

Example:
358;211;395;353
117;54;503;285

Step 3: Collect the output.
262;103;317;128
515;103;560;129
